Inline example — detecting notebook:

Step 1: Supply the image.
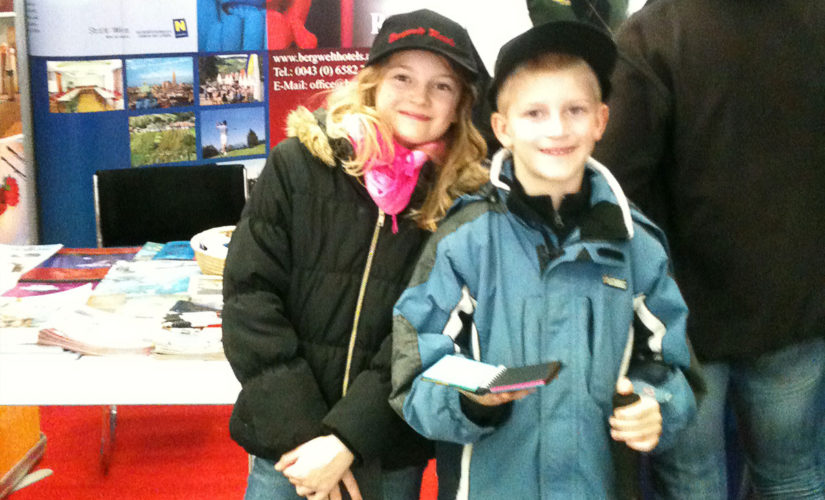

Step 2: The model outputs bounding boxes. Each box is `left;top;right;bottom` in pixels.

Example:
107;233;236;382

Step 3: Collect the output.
421;355;562;394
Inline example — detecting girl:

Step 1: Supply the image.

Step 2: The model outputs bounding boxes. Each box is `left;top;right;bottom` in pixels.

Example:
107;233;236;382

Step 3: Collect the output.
222;9;489;500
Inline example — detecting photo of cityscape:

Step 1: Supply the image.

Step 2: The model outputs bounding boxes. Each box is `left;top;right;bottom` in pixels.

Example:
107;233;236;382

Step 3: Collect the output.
126;56;195;110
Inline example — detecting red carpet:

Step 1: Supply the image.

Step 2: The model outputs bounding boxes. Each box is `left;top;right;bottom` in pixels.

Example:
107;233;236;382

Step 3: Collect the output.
9;405;247;499
9;405;437;499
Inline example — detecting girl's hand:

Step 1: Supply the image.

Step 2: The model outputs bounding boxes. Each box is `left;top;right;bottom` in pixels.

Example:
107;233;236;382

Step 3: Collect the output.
275;434;362;500
459;388;533;406
609;377;662;452
292;469;359;500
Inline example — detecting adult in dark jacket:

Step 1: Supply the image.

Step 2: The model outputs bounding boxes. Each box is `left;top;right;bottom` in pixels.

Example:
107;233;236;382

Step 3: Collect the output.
222;9;490;500
526;0;629;32
594;0;825;498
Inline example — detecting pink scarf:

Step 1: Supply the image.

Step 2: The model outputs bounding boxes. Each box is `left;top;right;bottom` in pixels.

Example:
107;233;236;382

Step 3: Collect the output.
353;127;445;233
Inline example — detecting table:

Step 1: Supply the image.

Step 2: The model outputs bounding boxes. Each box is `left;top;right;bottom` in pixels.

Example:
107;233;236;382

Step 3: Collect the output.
0;350;240;406
0;346;241;473
0;244;243;472
1;246;239;407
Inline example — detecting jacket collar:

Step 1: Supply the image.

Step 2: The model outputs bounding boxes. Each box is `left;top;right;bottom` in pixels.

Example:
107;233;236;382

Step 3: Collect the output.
286;106;435;214
489;148;634;241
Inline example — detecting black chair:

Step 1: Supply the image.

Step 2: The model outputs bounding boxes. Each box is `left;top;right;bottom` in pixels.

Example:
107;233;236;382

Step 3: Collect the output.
93;164;248;248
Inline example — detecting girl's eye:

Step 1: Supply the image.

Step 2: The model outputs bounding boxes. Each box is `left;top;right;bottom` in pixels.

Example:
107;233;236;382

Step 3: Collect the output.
434;81;455;92
392;73;411;84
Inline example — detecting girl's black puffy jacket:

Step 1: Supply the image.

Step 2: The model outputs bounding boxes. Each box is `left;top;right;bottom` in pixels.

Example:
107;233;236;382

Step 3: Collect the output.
222;108;434;473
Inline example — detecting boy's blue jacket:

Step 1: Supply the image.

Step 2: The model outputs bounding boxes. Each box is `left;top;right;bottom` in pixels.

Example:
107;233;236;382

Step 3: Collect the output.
390;149;700;499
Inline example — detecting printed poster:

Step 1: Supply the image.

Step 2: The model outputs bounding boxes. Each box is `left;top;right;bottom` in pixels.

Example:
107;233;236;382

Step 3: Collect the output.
27;0;530;246
26;0;198;57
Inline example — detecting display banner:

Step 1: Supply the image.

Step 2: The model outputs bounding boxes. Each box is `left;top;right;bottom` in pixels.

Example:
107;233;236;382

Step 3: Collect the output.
27;0;530;246
1;3;32;244
25;0;198;57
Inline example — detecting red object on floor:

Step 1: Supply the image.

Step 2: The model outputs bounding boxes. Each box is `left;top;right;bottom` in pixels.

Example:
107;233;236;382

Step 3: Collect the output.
9;405;438;499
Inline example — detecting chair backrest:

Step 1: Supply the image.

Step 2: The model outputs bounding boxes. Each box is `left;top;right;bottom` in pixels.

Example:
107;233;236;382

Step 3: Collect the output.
93;164;248;248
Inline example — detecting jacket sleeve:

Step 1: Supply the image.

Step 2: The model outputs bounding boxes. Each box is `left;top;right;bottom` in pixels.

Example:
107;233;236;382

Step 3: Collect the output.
320;330;432;465
593;15;674;226
389;232;501;445
222;144;329;455
626;232;701;453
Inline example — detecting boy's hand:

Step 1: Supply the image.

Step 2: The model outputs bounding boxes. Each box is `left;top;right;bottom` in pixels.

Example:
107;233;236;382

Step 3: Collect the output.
609;377;662;452
459;388;533;406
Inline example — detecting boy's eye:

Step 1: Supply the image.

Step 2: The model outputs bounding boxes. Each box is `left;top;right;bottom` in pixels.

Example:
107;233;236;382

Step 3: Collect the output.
525;109;545;119
568;105;588;115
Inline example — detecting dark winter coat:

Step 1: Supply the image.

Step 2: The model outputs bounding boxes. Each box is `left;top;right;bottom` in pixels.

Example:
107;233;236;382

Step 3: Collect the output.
594;0;825;361
222;108;434;479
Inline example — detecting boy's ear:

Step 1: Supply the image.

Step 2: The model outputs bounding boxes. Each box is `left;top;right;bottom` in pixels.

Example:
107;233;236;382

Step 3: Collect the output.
491;112;513;149
595;103;610;140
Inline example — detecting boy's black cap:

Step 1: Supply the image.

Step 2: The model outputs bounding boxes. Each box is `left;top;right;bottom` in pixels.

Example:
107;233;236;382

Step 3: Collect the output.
367;9;479;79
489;21;617;109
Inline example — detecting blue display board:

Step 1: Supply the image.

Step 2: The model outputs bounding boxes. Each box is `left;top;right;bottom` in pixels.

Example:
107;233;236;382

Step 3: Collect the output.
27;0;348;246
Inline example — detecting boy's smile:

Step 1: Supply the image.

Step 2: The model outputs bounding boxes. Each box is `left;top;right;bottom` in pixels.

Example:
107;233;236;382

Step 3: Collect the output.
492;63;608;201
540;145;577;156
375;49;461;148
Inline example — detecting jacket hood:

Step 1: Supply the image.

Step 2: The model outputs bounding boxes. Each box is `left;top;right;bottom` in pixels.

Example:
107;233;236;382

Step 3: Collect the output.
286;107;352;167
488;148;635;238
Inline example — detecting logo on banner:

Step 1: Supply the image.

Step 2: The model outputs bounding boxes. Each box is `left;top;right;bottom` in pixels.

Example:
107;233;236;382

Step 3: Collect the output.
173;19;189;38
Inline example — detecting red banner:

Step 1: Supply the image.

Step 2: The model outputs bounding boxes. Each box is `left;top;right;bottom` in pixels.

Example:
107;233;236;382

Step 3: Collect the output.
268;47;368;145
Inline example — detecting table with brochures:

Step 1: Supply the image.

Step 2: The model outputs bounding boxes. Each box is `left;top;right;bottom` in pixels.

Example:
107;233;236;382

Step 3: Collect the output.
0;243;241;473
0;244;241;406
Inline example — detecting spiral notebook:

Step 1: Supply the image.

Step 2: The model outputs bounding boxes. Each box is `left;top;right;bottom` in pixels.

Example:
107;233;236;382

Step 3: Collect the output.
421;355;562;394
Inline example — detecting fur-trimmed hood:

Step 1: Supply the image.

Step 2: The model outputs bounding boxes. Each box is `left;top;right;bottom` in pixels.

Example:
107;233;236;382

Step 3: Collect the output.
286;106;352;167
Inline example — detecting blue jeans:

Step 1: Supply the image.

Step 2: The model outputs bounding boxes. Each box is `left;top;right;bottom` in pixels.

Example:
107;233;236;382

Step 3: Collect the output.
650;337;825;499
244;455;424;500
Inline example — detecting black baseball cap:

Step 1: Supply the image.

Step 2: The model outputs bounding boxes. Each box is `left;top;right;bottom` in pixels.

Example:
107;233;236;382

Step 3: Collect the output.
366;9;480;80
489;21;617;109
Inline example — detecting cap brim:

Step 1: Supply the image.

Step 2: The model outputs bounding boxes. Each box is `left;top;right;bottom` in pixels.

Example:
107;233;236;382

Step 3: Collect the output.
367;44;479;78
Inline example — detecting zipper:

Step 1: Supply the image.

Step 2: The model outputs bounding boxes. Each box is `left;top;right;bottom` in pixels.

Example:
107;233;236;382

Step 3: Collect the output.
342;209;385;396
552;210;564;229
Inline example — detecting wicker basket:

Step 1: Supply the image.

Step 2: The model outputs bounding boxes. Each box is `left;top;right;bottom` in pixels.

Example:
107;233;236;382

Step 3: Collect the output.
190;225;235;276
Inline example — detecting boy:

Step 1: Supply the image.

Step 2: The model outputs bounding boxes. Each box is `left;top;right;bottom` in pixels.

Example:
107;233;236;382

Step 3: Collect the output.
389;21;700;498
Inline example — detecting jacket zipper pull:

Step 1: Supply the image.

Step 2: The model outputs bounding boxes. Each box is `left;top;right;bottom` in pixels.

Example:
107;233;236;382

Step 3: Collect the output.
553;210;564;229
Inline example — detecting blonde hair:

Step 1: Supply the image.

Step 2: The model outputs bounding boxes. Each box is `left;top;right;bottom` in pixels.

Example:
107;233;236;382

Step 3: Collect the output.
496;53;602;112
324;57;488;231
